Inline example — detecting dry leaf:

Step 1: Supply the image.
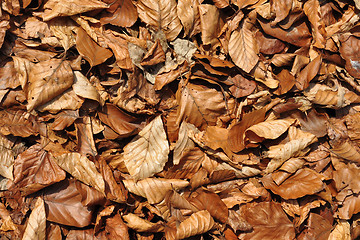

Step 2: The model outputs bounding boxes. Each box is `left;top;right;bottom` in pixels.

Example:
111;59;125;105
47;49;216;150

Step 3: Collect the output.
262;168;324;199
22;198;46;240
176;83;227;131
123;178;189;204
27;59;74;112
177;0;200;37
54;152;105;194
13;145;66;196
36;0;108;21
241;201;295;240
137;0;182;41
198;4;223;46
123;213;164;232
303;0;326;49
173;122;198;165
120;116;169;180
176;210;214;240
229;20;259;73
100;0;138;28
76;27;113;67
0;109;39;137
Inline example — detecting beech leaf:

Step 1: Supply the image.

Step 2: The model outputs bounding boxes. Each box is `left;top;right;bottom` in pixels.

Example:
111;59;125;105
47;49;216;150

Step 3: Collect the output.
22;198;46;240
176;210;214;240
120;116;169;180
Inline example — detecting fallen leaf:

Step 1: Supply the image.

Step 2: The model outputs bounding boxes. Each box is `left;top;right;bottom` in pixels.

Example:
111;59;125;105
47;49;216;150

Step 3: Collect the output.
229;20;259;73
177;0;201;37
176;83;227;131
13;145;66;196
76;27;113;67
176;210;214;240
22;198;46;240
36;0;108;21
123;213;164;232
0;109;39;137
54;152;105;194
198;4;223;46
120;116;169;180
137;0;182;41
123;178;189;204
262;168;324;199
27;59;74;112
100;0;138;27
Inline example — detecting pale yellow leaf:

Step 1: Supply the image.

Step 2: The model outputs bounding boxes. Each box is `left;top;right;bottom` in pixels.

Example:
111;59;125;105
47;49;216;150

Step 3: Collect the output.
229;20;259;73
176;210;214;240
27;59;74;112
122;213;164;232
73;71;101;103
246;119;297;142
328;220;351;240
121;116;169;180
22;198;46;240
54;152;105;194
123;178;189;204
137;0;182;41
35;0;108;21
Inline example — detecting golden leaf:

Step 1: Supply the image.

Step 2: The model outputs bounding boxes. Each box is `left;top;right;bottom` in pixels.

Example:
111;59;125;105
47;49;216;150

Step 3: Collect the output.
0;135;16;180
229;20;259;73
54;152;105;194
22;198;46;240
48;18;77;51
123;213;164;232
198;4;223;46
176;210;214;240
330;140;360;164
120;116;169;180
137;0;182;41
173;122;198;165
328;220;351;240
123;178;189;204
27;59;74;112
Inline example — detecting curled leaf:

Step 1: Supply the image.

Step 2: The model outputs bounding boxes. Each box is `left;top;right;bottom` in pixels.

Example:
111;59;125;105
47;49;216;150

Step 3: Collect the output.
176;210;214;240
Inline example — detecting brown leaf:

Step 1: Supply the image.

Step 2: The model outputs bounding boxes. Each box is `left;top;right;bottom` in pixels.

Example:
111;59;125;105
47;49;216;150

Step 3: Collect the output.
198;4;223;46
54;152;105;194
0;109;39;137
0;61;20;90
98;103;144;139
42;179;104;227
27;59;74;112
140;40;166;67
22;198;46;240
154;60;189;91
241;201;295;240
289;109;328;138
298;213;332;240
173;122;198;165
177;0;201;37
123;178;189;204
295;55;322;91
229;20;259;73
76;27;113;67
228;107;267;152
176;210;214;240
75;117;97;157
176;83;227;131
190;188;229;223
103;31;133;70
0;18;9;48
105;213;130;240
258;18;312;47
339;34;360;78
0;134;22;181
35;0;108;21
136;0;182;41
256;31;286;55
100;0;138;27
273;69;296;95
13;145;66;196
262;168;324;199
120;116;169;180
227;74;256;98
123;213;164;232
270;0;292;24
303;0;327;49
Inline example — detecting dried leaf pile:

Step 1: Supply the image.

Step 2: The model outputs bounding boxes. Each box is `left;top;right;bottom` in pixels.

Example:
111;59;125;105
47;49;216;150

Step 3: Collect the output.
1;0;360;239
